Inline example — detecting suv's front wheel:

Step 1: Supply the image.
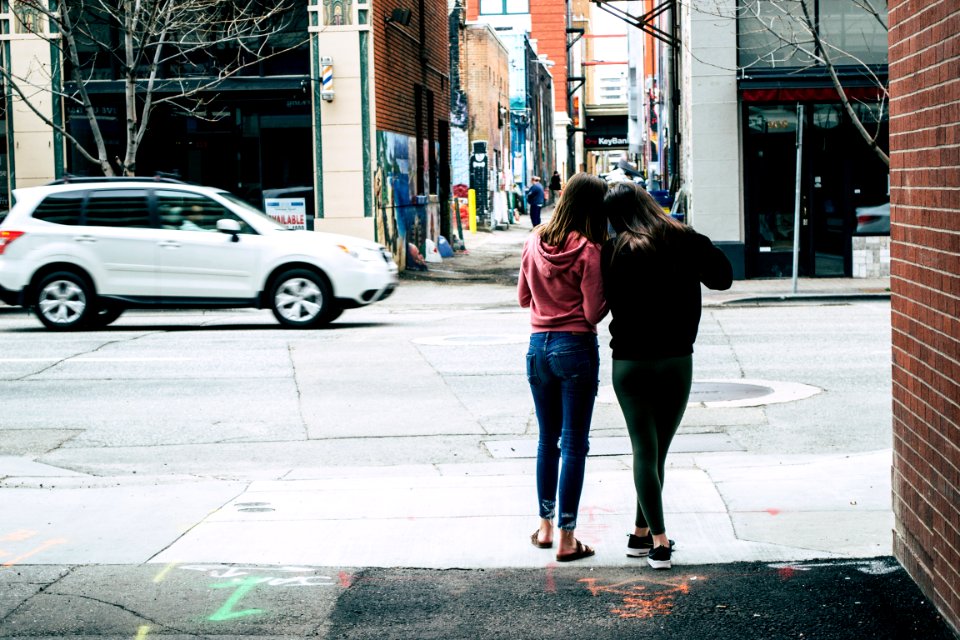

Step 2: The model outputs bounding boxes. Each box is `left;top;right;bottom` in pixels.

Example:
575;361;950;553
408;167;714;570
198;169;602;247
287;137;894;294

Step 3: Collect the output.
270;269;336;328
88;301;125;328
33;271;94;331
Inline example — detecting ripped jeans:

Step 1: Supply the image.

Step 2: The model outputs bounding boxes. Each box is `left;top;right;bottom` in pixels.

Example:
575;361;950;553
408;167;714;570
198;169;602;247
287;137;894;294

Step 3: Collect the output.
526;331;599;530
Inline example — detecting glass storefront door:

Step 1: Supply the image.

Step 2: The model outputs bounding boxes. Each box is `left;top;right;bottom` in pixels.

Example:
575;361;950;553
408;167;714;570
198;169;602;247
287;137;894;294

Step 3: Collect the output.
808;104;849;276
744;105;800;278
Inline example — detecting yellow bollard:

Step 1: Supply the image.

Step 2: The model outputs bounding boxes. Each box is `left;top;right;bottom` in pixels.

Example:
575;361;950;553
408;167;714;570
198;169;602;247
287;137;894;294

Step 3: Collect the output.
468;189;477;234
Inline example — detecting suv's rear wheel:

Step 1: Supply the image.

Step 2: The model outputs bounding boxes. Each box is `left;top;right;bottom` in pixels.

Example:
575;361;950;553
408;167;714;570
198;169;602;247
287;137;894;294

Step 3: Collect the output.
270;269;334;328
34;271;94;331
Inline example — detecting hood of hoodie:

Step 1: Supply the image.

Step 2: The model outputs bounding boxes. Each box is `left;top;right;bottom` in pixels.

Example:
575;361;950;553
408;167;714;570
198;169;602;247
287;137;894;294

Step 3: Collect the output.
532;232;589;279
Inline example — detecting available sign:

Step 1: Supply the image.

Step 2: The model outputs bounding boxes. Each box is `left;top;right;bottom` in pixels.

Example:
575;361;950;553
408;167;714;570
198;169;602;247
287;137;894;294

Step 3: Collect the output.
264;198;306;230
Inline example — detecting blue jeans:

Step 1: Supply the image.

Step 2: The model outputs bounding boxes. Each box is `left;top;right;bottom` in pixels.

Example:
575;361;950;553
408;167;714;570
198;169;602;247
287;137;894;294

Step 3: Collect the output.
529;203;542;226
526;331;599;530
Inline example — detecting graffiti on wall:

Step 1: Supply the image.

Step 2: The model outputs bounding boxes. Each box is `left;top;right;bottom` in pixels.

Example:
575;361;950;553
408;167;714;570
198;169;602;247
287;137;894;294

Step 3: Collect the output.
451;127;470;193
375;130;436;270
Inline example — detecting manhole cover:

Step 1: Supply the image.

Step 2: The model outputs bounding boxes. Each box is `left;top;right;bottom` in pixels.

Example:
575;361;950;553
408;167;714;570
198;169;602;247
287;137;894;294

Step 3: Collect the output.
689;382;773;402
597;379;821;408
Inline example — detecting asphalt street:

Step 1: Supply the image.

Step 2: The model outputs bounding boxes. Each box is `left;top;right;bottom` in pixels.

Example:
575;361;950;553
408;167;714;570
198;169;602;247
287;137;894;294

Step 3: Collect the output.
0;221;955;638
1;560;954;639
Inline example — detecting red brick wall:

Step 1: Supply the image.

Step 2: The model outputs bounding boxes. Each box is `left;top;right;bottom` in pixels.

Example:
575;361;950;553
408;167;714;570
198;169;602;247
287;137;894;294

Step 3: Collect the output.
530;0;567;114
463;24;511;165
889;0;960;634
464;0;568;115
372;0;449;142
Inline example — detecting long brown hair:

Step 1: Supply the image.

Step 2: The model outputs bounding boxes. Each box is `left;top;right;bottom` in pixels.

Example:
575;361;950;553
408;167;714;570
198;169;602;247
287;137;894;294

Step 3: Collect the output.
537;172;608;246
604;181;688;257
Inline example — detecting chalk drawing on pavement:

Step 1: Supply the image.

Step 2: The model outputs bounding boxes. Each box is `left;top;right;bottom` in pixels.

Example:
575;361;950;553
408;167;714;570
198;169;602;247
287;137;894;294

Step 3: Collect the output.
0;529;67;567
580;576;694;620
209;576;265;621
178;564;336;586
767;559;900;576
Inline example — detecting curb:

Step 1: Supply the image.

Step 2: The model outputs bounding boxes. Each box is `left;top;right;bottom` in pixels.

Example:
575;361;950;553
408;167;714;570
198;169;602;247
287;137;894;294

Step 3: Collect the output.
713;292;891;306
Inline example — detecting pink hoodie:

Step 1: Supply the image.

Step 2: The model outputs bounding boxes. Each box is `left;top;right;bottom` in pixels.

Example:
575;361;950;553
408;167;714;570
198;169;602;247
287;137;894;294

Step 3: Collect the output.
518;231;608;333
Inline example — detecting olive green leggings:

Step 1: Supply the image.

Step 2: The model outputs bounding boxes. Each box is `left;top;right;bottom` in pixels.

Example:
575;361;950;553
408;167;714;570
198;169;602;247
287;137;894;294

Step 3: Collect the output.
612;355;692;535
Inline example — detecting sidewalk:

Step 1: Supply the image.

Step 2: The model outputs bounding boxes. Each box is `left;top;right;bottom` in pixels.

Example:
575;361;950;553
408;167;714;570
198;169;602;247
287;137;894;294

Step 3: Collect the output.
405;213;892;303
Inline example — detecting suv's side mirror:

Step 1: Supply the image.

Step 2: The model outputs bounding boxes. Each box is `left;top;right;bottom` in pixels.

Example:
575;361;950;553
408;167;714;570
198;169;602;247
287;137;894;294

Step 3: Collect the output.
216;218;241;242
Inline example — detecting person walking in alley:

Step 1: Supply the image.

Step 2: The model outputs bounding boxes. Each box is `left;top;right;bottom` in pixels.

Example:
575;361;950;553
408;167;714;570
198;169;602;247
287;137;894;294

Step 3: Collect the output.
549;171;562;202
601;182;732;569
526;176;545;226
518;172;609;563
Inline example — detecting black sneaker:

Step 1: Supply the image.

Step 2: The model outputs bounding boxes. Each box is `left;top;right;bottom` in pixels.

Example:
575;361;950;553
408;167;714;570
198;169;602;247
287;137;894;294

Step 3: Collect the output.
626;533;675;557
647;545;672;569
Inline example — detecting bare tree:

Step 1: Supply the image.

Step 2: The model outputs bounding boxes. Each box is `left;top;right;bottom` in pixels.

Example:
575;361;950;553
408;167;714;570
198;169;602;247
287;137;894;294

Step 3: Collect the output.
696;0;889;166
1;0;306;176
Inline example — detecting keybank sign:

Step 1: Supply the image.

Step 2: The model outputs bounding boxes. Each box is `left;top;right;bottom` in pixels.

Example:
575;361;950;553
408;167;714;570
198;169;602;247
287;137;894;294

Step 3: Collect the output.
584;135;628;148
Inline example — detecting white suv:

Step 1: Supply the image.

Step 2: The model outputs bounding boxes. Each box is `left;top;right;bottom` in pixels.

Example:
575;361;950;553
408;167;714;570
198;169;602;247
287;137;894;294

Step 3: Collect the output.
0;178;398;330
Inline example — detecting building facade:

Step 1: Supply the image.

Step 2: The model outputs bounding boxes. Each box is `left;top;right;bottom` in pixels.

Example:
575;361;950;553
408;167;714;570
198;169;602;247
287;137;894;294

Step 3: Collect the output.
466;0;565;178
462;22;511;227
677;0;889;279
499;31;554;194
0;0;453;267
889;0;960;633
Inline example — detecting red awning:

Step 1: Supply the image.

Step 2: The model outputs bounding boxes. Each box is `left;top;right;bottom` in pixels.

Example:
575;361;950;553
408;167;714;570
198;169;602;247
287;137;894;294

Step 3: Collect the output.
741;86;886;102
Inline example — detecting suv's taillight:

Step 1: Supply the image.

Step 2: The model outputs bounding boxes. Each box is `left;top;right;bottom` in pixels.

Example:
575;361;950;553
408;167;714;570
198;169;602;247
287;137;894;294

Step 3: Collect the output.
0;230;24;255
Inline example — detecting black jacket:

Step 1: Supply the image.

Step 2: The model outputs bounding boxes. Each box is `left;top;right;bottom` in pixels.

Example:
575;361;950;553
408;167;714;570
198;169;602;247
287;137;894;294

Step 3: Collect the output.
600;229;733;359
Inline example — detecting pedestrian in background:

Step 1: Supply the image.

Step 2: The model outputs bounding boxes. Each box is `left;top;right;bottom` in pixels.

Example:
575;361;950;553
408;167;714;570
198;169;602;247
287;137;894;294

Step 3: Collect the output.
525;176;545;226
518;172;609;563
549;171;562;202
601;182;732;569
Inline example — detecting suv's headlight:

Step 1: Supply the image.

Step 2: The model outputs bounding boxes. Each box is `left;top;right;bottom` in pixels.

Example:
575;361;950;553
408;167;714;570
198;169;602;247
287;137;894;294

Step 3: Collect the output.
336;244;382;262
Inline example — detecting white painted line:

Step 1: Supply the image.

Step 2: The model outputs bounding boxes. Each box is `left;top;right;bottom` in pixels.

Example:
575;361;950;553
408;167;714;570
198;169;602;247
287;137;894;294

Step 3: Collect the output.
413;334;529;346
0;357;189;363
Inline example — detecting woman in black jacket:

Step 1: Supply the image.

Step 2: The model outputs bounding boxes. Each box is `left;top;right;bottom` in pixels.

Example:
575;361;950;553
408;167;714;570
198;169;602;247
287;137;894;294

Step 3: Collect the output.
601;182;733;569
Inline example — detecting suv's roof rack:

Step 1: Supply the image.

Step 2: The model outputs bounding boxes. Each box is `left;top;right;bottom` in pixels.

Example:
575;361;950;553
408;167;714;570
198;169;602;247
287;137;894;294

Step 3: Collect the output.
47;174;187;186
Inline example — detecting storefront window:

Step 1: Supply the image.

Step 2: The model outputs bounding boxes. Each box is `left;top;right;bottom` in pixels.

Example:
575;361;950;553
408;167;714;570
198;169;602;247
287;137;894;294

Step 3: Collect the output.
819;0;888;66
744;100;889;278
739;0;887;69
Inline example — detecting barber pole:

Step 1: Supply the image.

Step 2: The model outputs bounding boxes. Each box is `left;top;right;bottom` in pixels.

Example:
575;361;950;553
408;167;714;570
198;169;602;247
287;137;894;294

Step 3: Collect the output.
320;57;334;102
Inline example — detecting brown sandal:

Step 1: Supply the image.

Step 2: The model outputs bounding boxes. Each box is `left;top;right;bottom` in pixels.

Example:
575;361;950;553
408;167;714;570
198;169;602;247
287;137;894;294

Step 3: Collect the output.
556;540;595;562
530;530;553;549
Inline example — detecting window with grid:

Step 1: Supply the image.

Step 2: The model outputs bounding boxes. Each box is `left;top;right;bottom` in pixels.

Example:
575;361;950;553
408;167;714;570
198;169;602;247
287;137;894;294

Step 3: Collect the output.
479;0;528;15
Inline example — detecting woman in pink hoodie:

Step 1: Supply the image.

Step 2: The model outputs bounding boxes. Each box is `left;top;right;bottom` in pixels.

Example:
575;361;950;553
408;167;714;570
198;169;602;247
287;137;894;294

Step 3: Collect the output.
518;172;609;562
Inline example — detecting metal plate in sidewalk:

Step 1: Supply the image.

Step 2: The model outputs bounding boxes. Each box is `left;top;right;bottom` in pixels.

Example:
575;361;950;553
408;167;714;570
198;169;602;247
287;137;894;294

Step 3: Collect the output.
690;382;773;402
484;434;744;459
597;379;821;408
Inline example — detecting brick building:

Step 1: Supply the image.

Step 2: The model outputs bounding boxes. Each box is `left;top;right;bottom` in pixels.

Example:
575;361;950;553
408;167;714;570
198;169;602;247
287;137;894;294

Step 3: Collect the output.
466;0;569;177
365;0;452;265
889;0;960;633
462;22;511;226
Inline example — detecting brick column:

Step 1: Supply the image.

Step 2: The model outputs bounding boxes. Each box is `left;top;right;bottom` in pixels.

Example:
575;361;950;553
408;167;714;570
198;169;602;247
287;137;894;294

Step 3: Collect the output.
889;1;960;633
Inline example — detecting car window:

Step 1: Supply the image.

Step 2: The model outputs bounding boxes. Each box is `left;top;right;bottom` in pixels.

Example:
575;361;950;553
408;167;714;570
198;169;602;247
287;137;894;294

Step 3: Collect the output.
32;192;85;225
156;191;255;234
219;192;286;230
84;190;151;228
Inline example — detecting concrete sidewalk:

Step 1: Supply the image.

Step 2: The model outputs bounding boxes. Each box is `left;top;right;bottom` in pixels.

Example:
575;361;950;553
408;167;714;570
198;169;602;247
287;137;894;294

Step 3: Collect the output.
1;447;892;569
406;214;892;304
